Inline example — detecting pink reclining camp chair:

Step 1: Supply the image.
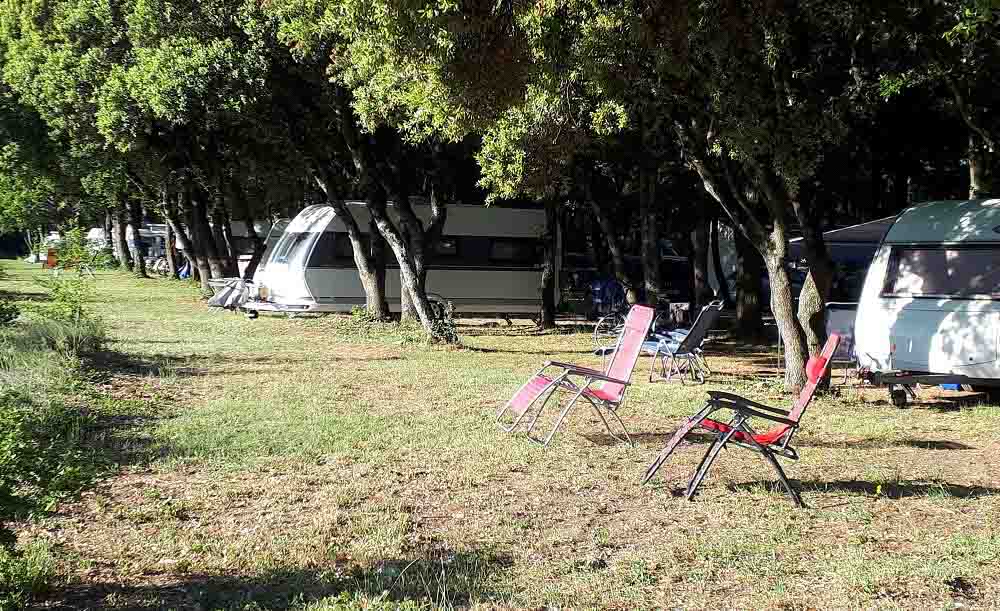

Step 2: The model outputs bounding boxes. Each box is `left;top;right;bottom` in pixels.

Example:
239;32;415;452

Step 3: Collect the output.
643;333;841;507
497;305;655;447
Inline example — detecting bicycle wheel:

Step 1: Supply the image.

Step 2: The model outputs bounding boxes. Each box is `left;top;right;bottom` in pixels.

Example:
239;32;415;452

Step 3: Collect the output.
593;311;626;348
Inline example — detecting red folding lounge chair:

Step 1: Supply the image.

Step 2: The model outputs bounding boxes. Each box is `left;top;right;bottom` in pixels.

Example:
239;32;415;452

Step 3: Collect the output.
497;305;655;447
643;333;841;507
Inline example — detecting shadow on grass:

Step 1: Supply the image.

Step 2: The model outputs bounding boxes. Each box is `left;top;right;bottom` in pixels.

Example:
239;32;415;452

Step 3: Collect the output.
84;349;405;382
730;479;1000;499
45;549;513;610
0;289;49;302
601;428;980;452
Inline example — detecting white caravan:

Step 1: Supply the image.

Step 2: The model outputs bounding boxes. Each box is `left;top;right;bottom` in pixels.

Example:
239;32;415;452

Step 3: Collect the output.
245;201;556;316
855;199;1000;391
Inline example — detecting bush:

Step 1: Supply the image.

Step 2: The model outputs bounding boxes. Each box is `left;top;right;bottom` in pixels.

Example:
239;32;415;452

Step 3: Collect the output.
21;318;105;356
53;227;111;272
29;273;94;324
0;542;54;611
0;390;94;517
0;303;17;328
430;301;459;344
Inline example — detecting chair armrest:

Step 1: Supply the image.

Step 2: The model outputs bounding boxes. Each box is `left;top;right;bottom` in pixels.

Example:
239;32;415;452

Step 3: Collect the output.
730;406;798;427
545;361;631;386
546;361;603;376
706;391;790;416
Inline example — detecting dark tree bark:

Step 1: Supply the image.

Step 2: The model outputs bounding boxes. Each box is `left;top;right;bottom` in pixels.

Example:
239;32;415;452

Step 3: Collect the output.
969;132;994;199
241;217;266;281
125;199;148;277
111;204;132;271
588;197;638;304
193;197;224;281
677;121;809;390
209;191;235;278
734;231;764;340
314;174;390;319
335;89;440;336
164;223;178;279
792;197;834;358
639;164;663;306
691;217;712;311
539;198;558;329
711;219;733;305
368;217;389;314
103;211;114;253
367;190;438;333
179;189;212;292
159;186;179;279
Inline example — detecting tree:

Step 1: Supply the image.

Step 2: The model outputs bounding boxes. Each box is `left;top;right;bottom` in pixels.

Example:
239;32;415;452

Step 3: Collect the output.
877;0;1000;199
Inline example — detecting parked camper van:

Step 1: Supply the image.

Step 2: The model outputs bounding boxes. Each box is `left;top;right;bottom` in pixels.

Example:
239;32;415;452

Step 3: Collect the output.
244;201;554;316
855;199;1000;398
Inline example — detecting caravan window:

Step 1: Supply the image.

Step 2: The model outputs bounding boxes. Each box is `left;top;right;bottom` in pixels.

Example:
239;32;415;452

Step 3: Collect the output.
489;238;541;266
271;232;315;266
308;232;368;268
882;246;1000;299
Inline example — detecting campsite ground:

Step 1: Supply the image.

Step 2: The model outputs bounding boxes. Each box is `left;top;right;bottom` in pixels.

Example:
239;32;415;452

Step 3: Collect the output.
4;261;999;609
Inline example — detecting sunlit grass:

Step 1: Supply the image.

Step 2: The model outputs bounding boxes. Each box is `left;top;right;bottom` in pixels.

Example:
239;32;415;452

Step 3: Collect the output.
3;259;999;609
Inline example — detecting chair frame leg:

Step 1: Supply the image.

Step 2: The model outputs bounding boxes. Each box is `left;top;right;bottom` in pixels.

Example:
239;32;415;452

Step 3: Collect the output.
586;396;633;446
685;416;744;500
643;402;718;484
743;433;805;508
527;384;588;447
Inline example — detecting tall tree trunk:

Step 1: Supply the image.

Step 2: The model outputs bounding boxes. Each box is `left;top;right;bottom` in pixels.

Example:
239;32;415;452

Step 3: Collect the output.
241;217;266;281
181;190;212;293
792;197;834;358
396;187;448;322
217;203;238;277
539;199;558;329
159;186;178;279
193;197;224;280
111;204;132;271
334;89;438;336
734;231;764;340
103;211;114;253
367;191;438;335
209;193;233;278
639;164;662;306
368;217;389;315
969;132;994;199
588;198;638;304
125;199;147;277
164;223;178;279
691;217;712;311
314;174;390;319
711;219;732;305
679;130;807;390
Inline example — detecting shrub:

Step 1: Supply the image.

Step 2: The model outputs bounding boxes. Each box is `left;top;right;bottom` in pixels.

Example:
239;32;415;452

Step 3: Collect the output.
29;273;94;324
21;318;105;356
430;301;459;345
0;541;55;611
0;303;17;328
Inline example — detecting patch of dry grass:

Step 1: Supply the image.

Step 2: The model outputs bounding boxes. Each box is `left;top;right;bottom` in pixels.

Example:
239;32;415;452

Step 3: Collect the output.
4;260;999;609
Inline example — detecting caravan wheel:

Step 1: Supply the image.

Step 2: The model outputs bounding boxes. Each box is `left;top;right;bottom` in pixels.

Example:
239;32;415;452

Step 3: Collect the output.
889;387;909;408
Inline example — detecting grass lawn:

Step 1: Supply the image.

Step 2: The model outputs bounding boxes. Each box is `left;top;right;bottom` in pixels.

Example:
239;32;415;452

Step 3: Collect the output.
4;260;1000;609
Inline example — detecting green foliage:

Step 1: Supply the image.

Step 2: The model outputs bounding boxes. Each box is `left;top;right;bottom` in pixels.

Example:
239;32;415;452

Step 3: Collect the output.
53;227;88;271
21;317;106;356
429;300;459;345
29;273;95;324
0;302;18;328
0;390;95;518
52;227;113;272
0;541;55;611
